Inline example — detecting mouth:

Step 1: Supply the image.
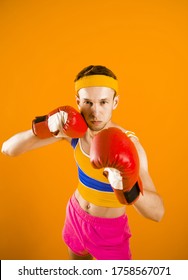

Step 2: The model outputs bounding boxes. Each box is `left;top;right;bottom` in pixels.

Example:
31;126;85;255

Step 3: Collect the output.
90;121;102;126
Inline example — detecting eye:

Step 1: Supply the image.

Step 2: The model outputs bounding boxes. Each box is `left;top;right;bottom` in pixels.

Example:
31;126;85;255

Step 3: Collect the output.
100;100;108;105
84;100;93;106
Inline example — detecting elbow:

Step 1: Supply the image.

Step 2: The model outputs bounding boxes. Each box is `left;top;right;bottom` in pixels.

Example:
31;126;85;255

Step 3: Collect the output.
143;208;165;223
158;206;165;222
154;211;164;223
153;203;165;222
157;197;165;222
1;142;19;157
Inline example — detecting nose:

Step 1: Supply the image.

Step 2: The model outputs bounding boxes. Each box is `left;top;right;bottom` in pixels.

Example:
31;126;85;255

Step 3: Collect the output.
91;103;100;119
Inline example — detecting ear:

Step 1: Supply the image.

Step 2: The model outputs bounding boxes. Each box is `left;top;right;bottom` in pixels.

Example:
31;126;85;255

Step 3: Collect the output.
113;95;119;110
75;95;81;110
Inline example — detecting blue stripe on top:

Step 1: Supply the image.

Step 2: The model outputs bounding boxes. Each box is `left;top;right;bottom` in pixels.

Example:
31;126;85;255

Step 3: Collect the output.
71;138;113;193
71;138;79;148
78;165;113;192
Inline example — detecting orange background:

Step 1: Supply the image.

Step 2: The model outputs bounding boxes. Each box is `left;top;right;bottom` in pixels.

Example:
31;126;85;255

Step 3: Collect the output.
0;0;188;260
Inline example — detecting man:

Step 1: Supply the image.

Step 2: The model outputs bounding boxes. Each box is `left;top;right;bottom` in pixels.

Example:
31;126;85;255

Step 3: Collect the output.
1;65;164;260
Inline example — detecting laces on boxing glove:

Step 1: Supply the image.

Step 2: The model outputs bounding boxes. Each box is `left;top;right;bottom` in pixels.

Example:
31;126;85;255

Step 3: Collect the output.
48;111;68;137
103;167;141;204
103;168;123;190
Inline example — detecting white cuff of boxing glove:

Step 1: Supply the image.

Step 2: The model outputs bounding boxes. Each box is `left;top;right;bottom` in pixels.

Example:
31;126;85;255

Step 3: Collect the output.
104;167;123;190
48;111;68;137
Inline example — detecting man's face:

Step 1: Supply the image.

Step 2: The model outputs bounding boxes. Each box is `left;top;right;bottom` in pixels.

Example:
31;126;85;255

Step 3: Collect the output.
76;87;119;132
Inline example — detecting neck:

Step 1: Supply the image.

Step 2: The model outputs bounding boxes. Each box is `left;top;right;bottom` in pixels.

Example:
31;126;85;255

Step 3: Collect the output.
85;129;98;142
85;120;114;140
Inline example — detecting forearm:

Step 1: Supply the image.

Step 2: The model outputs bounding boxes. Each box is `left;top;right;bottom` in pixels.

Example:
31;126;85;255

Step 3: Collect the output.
1;129;60;156
133;189;165;222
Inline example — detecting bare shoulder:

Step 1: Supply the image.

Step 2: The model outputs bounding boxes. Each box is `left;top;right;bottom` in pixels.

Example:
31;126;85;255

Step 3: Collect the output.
113;124;139;143
130;137;149;173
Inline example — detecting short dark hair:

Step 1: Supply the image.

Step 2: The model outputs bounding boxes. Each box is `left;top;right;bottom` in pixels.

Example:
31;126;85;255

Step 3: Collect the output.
74;65;117;82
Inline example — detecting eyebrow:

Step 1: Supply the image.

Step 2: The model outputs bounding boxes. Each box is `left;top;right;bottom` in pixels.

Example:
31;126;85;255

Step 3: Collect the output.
83;98;110;102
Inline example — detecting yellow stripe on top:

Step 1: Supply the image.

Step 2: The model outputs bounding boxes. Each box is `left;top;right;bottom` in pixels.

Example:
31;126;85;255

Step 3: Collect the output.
77;181;123;208
72;130;138;208
125;130;138;139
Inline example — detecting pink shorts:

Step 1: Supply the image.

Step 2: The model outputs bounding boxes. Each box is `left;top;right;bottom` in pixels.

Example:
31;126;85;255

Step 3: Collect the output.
62;194;132;260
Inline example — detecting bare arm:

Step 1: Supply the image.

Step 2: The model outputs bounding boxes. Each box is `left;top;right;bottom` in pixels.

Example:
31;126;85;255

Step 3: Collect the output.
131;137;165;222
1;129;71;156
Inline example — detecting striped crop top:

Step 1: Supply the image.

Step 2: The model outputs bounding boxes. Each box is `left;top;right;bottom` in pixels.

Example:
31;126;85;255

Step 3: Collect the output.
71;130;138;208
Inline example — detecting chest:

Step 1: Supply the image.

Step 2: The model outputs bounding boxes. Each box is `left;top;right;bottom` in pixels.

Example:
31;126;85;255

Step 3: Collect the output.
79;138;91;156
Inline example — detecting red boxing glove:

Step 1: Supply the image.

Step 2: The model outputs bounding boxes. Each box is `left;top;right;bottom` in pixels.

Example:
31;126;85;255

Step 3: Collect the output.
90;127;143;205
32;106;87;139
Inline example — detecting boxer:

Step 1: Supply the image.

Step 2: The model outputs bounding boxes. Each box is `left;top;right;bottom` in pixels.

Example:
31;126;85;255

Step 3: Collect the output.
1;65;164;260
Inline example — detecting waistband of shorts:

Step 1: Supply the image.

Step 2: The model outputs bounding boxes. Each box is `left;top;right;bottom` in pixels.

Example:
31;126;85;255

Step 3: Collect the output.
70;193;128;226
